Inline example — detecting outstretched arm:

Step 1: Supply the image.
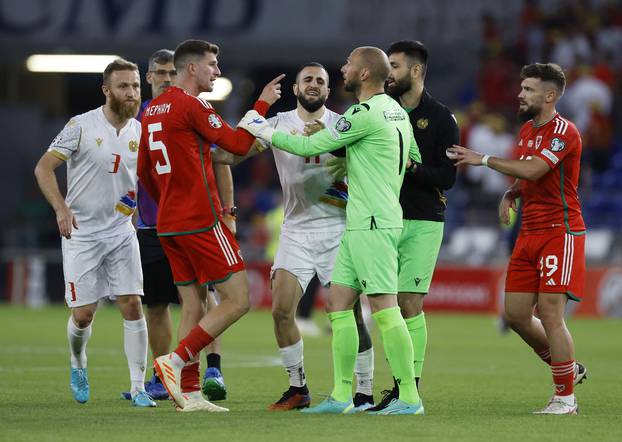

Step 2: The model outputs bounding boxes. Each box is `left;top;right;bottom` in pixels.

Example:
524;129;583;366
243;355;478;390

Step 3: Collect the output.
447;144;550;181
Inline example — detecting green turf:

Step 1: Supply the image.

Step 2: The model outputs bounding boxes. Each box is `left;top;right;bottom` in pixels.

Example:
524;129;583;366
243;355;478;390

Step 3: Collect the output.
0;305;620;441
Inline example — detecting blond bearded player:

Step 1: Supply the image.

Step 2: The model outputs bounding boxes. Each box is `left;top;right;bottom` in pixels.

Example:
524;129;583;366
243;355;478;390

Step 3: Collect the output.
34;59;155;408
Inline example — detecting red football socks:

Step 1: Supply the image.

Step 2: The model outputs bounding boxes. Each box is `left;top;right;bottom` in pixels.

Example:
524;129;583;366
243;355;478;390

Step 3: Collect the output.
173;326;214;362
181;361;201;393
551;360;575;396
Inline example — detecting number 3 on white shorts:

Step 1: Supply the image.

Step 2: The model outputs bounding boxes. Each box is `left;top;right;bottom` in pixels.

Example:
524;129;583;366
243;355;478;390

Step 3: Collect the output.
148;122;171;175
539;255;558;277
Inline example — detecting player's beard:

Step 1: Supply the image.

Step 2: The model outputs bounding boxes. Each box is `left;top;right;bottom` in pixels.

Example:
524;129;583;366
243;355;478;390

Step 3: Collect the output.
110;93;140;120
518;102;540;122
344;79;359;93
297;91;327;113
385;75;411;97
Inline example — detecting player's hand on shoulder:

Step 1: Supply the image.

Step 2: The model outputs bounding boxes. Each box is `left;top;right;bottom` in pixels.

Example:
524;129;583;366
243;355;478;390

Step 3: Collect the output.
304;119;325;136
56;205;77;239
258;74;285;105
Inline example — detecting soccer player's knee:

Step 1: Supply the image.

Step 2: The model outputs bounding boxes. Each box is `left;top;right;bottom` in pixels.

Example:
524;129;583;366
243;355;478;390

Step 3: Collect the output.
503;309;528;329
272;303;294;324
73;310;94;328
121;296;144;319
233;294;251;317
147;304;168;321
537;309;563;329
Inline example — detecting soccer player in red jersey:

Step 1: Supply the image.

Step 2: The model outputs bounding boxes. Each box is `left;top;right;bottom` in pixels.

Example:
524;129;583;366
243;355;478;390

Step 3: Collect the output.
448;63;587;415
138;39;284;411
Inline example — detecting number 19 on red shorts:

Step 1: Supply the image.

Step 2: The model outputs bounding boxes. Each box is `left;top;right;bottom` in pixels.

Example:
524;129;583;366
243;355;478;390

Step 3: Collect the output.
505;230;585;301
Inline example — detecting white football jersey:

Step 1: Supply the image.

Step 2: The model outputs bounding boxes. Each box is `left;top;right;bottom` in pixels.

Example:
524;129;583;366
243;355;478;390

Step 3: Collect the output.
263;108;347;233
48;106;140;240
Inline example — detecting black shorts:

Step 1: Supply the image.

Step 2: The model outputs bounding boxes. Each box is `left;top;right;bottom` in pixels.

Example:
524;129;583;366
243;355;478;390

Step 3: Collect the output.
138;229;179;306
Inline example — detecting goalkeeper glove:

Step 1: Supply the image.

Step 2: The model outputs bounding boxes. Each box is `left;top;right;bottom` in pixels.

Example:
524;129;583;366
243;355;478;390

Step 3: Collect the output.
325;156;347;180
237;110;275;142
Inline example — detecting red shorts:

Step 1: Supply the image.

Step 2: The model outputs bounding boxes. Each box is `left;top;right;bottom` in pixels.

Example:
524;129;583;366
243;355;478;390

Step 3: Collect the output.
505;229;585;301
159;222;245;286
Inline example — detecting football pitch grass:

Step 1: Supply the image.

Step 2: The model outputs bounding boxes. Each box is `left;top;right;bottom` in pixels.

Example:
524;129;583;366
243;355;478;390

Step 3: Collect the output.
1;305;621;442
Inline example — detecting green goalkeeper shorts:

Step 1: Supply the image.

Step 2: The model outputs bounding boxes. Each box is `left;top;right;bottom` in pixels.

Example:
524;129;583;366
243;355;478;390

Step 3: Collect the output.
331;228;401;296
398;219;444;294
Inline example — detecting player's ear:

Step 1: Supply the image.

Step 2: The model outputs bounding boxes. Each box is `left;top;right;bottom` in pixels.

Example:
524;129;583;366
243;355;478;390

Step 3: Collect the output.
360;67;369;82
411;63;422;80
292;82;298;96
545;88;557;104
146;71;153;85
101;83;110;98
326;86;331;98
187;62;196;77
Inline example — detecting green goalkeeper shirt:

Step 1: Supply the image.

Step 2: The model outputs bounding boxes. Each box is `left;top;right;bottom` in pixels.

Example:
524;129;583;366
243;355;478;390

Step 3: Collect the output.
271;93;420;231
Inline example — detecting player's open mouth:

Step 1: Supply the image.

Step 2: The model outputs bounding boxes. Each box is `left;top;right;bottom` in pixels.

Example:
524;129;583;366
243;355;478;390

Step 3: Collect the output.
306;90;319;96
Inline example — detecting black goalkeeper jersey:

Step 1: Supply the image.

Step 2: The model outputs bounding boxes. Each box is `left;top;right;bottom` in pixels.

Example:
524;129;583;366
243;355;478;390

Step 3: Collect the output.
395;89;459;222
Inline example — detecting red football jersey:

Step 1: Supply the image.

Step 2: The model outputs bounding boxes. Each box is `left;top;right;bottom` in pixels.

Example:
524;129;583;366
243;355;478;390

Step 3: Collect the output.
516;113;585;233
138;86;269;235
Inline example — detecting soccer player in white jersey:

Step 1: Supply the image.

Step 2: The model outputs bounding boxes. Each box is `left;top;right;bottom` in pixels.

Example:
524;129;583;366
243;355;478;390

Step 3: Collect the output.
34;59;155;408
226;63;375;411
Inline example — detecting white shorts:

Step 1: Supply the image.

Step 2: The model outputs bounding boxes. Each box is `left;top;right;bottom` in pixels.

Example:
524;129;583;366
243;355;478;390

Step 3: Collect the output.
62;230;144;308
271;229;343;292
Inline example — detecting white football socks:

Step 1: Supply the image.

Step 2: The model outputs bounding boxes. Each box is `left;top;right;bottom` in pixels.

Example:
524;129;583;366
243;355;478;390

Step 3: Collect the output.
279;339;306;388
67;316;92;369
355;348;374;396
123;318;148;394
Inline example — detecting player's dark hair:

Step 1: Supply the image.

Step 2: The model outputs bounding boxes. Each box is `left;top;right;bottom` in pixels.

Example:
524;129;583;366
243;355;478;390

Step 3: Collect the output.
295;62;328;84
148;49;174;71
520;63;566;97
174;39;220;70
386;40;428;77
102;58;139;85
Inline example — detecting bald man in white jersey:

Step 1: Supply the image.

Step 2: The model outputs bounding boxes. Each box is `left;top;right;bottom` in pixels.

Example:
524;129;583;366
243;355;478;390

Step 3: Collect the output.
34;59;155;408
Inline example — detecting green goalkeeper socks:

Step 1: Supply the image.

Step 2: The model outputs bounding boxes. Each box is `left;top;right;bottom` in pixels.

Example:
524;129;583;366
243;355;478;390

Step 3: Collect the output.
328;310;359;403
373;306;420;404
405;312;427;379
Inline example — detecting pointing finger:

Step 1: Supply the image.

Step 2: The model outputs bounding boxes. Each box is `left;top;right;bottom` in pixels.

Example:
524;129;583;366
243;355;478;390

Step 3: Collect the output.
270;73;286;85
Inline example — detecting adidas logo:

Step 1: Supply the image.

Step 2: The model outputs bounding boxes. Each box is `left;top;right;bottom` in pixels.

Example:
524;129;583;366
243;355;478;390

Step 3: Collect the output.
546;278;556;286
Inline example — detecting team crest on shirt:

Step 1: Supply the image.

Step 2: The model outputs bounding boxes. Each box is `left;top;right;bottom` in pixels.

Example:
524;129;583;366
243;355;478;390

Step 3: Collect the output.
96;138;103;147
208;114;223;128
335;117;351;132
550;137;566;152
535;135;542;149
528;140;533;148
417;118;429;129
128;140;138;152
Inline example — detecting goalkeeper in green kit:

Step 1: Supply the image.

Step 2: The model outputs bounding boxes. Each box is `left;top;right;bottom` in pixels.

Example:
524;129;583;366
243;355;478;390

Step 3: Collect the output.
238;46;423;415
